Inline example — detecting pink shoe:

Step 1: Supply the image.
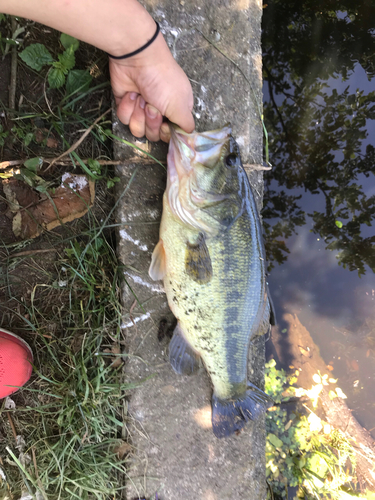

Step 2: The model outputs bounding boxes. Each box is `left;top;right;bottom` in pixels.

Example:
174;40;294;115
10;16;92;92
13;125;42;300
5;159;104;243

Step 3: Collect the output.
0;328;33;399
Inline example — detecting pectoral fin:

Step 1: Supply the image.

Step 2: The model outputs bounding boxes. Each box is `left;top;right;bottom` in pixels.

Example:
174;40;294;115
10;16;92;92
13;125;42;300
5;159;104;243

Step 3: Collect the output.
149;239;166;281
169;323;200;375
185;232;212;284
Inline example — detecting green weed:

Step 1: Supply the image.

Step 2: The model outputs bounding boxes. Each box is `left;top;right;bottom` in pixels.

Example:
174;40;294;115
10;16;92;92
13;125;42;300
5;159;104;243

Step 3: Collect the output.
265;359;359;500
0;14;25;57
19;33;92;93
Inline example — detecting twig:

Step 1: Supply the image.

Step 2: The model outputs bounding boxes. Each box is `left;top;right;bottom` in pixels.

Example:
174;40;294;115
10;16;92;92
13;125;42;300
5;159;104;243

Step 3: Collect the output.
2;248;57;260
9;17;18;115
7;412;17;440
31;446;41;486
1;157;166;172
53;159;124;166
0;159;24;169
44;108;111;171
31;445;49;500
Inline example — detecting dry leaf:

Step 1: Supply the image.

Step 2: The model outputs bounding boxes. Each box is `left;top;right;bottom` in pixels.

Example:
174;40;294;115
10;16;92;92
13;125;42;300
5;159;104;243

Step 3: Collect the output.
104;344;122;368
35;128;59;148
3;174;95;239
114;441;131;459
350;359;359;371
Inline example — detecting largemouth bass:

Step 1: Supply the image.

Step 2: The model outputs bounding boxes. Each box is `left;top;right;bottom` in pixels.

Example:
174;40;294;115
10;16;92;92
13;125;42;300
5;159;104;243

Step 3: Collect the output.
149;125;275;438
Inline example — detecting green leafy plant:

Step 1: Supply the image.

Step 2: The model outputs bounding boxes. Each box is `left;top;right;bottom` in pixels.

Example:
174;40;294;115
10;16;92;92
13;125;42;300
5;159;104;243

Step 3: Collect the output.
19;33;92;92
265;359;358;499
10;123;35;149
83;158;120;188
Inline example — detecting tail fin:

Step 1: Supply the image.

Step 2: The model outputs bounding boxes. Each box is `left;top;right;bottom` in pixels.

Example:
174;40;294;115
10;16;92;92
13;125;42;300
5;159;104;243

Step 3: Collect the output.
212;382;273;438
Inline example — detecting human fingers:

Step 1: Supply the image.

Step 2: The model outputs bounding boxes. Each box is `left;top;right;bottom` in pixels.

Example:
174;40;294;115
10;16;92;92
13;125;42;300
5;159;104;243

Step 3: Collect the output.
160;122;171;143
116;92;138;125
129;95;146;138
145;104;163;142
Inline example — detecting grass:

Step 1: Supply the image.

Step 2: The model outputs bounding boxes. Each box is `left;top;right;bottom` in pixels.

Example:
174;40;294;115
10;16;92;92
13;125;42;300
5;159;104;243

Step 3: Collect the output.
0;17;138;497
0;209;134;499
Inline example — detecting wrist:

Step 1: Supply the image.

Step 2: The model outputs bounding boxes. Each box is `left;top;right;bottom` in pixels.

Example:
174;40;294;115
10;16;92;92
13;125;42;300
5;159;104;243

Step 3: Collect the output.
107;21;160;60
105;2;157;57
109;29;174;68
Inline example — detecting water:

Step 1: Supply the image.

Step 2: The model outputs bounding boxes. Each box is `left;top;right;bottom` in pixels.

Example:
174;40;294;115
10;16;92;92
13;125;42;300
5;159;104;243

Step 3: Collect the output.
262;1;375;439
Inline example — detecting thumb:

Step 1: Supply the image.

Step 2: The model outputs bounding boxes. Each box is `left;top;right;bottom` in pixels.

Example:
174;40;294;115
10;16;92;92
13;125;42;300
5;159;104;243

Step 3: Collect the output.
165;98;195;133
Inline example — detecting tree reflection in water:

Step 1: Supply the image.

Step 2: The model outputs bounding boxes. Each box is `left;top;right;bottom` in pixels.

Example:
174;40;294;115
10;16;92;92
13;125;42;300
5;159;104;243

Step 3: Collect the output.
262;1;375;276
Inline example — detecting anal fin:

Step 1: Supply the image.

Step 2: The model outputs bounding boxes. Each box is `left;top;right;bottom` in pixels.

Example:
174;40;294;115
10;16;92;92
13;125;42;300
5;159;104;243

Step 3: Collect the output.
169;323;200;375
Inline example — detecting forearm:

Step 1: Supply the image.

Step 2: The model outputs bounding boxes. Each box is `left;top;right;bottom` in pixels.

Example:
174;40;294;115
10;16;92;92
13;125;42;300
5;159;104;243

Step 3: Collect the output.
0;0;156;56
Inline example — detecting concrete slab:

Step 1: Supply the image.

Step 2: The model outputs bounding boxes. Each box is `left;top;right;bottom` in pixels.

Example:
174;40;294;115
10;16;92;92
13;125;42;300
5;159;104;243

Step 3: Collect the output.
113;1;267;498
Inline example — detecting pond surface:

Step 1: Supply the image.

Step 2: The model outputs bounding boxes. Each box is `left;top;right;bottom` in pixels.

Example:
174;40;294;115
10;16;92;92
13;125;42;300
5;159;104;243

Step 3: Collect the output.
262;1;375;439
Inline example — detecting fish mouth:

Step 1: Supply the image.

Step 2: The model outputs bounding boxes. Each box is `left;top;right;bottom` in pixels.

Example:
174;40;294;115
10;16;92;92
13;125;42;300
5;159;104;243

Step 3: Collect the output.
167;124;232;184
166;124;233;233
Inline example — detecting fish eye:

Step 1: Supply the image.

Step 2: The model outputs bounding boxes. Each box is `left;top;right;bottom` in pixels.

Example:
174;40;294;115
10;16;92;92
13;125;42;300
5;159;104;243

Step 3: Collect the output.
225;153;238;167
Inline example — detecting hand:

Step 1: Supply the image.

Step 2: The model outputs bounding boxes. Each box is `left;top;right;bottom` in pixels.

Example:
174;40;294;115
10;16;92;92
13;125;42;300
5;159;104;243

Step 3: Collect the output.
0;0;194;142
109;32;195;142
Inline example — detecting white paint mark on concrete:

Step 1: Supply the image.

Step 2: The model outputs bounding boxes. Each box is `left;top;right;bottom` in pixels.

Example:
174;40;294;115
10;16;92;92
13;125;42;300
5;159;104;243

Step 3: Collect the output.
122;312;152;328
236;136;246;147
126;271;164;293
154;9;166;19
126;210;142;221
147;208;160;219
119;230;148;251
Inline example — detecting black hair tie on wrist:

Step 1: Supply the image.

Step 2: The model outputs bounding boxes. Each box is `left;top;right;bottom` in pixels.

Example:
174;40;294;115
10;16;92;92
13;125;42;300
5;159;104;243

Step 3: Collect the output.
107;21;160;60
